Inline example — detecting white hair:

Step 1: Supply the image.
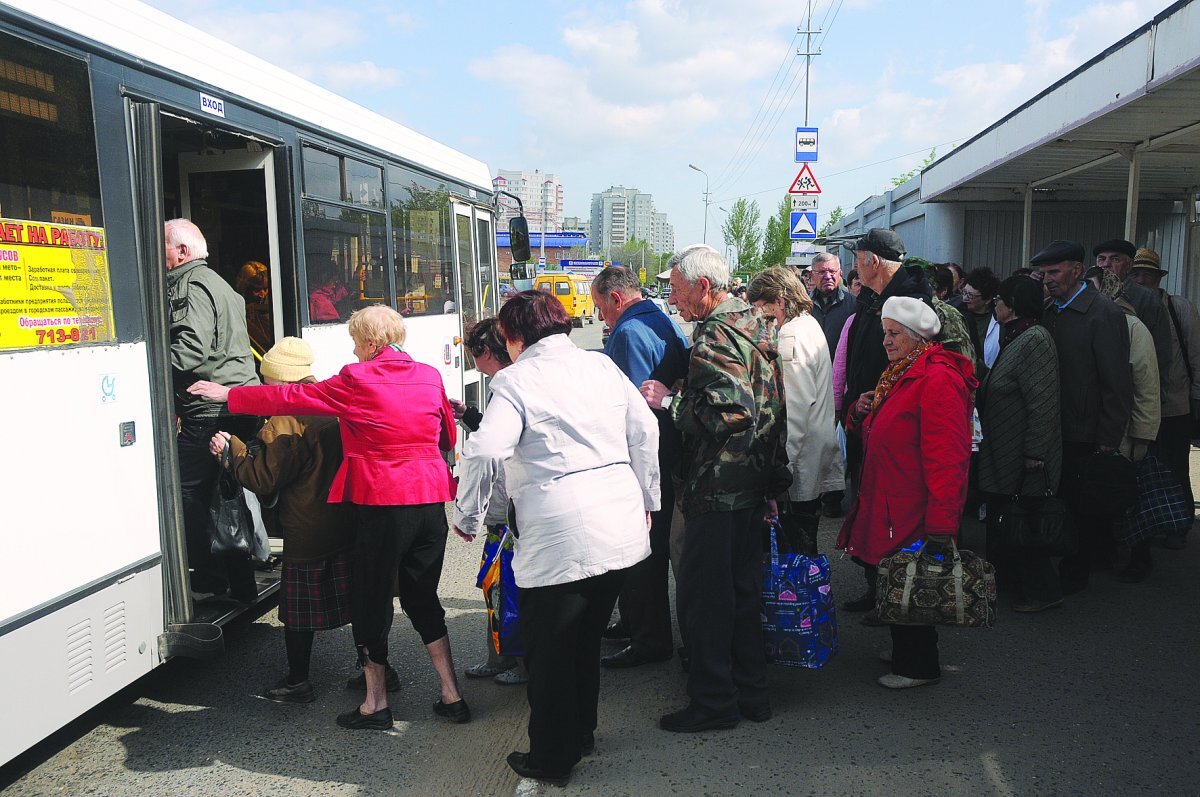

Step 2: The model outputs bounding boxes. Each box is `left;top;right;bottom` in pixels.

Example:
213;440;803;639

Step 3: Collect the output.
165;218;209;259
668;244;730;292
811;251;839;267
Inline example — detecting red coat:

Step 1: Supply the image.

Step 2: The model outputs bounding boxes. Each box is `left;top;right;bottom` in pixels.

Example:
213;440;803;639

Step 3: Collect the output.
836;344;976;566
228;347;456;506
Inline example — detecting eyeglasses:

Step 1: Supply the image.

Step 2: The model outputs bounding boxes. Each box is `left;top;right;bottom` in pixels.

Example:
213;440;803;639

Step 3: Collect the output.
960;289;983;299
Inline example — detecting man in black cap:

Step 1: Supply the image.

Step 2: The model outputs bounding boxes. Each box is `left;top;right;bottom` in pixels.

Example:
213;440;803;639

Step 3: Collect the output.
840;228;934;612
1094;239;1171;396
1033;240;1133;593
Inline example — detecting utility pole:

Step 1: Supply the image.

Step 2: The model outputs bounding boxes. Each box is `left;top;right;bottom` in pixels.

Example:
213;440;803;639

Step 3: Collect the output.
797;0;821;126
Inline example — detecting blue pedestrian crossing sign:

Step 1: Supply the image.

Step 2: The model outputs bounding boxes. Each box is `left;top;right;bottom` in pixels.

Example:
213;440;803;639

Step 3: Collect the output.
790;211;818;240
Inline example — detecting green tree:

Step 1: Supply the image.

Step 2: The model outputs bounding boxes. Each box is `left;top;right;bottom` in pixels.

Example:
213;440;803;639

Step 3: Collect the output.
761;194;792;268
721;198;763;272
613;237;653;272
891;148;937;187
818;205;845;237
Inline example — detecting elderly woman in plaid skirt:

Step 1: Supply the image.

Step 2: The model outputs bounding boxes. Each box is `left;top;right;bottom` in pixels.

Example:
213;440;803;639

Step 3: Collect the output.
209;336;353;703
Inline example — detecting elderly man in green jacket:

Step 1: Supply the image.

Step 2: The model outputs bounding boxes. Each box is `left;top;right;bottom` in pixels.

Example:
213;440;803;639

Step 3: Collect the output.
640;244;790;733
166;217;261;602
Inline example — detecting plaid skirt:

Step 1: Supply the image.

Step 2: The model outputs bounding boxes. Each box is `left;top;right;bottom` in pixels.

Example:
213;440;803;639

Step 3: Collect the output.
279;550;353;631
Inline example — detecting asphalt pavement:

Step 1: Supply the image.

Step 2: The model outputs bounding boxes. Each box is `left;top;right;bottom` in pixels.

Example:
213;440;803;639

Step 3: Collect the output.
4;327;1199;796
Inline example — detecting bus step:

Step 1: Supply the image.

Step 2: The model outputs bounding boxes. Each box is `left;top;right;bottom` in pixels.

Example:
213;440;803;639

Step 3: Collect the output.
158;623;224;660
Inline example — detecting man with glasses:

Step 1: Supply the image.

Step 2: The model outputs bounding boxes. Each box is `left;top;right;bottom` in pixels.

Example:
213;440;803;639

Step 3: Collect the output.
808;251;856;517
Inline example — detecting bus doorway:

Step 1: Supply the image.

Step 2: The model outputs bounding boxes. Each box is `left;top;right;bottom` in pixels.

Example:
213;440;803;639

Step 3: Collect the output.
163;115;285;365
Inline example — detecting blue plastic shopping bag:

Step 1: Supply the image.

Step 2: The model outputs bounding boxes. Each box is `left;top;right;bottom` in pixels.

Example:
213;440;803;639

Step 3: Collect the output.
760;520;838;669
475;525;524;656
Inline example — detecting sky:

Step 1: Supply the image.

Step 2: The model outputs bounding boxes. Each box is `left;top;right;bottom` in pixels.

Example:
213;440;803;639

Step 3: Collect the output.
147;0;1176;252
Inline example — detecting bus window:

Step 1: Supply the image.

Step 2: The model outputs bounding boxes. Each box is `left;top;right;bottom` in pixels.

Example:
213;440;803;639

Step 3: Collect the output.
389;170;454;316
555;281;570;296
456;212;478;323
301;200;386;320
0;30;114;351
476;216;496;317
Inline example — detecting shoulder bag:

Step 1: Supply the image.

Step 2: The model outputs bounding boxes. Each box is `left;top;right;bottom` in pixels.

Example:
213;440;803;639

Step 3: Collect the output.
876;537;996;628
987;470;1075;557
208;444;255;557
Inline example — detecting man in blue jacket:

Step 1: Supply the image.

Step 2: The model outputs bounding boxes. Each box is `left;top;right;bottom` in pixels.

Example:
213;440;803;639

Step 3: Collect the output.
592;266;690;668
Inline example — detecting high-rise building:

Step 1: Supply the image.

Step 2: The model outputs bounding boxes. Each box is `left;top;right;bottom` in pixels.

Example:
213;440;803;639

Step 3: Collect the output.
652;212;675;256
492;169;563;234
589;186;663;256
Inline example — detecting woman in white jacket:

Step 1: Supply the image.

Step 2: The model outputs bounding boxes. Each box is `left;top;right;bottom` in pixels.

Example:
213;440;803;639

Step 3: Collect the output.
748;267;842;548
453;290;660;787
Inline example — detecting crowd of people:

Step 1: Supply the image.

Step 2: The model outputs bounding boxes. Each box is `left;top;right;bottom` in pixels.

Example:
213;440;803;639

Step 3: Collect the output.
168;214;1197;787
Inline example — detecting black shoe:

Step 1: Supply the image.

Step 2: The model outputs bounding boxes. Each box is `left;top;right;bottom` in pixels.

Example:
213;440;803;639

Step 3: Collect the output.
264;678;315;704
506;751;570;786
659;705;739;733
346;665;401;693
433;698;471;724
601;622;629;641
601;645;672;669
336;706;393;730
580;733;595;757
842;591;875;612
1116;558;1153;583
739;703;772;723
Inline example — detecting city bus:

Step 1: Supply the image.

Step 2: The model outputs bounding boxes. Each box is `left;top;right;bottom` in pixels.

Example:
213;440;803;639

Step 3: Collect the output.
0;0;523;765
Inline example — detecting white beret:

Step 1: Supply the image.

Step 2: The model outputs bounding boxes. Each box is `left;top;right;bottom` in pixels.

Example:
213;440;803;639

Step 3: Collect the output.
881;296;940;339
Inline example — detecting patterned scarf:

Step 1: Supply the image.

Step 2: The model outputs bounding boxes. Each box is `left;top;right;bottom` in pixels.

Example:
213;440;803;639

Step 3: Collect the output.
872;340;933;413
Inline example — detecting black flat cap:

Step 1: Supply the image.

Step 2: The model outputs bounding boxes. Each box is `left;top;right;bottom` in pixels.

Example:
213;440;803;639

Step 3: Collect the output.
848;228;906;261
1030;240;1085;267
1092;239;1136;258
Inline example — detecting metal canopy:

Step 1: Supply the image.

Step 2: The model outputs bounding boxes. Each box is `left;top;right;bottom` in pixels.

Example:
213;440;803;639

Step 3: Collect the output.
922;0;1200;205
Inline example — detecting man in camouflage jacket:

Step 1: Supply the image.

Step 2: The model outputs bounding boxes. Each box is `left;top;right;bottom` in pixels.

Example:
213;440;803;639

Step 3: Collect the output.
641;245;790;733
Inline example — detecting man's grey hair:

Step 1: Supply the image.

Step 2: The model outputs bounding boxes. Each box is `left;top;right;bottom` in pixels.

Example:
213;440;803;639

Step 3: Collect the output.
592;265;643;298
668;244;730;292
811;251;839;268
165;218;209;259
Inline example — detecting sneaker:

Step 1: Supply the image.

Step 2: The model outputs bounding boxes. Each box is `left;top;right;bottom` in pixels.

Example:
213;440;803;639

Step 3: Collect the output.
464;662;509;679
877;673;940;689
493;667;529;686
345;665;401;693
264;678;315;704
1012;598;1064;613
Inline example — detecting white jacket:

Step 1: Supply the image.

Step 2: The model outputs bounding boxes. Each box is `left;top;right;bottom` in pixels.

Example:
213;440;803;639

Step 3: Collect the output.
454;334;659;588
779;314;842;501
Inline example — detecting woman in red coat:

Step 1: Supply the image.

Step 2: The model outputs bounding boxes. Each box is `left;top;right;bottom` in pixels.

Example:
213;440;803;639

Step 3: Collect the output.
189;305;467;729
837;296;977;689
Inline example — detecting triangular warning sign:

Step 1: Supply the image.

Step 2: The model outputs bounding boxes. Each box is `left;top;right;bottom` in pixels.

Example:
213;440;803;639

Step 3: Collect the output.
788;164;822;194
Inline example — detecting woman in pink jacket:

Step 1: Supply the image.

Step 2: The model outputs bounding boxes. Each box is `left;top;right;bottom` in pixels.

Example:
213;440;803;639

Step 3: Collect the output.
189;305;466;730
837;296;976;690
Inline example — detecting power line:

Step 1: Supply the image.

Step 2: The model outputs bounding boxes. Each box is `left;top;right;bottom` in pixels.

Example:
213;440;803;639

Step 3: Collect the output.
710;137;967;205
715;0;845;195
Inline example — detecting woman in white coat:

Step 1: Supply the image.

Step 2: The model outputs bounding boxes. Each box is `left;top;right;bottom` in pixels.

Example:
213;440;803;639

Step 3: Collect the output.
453;290;660;787
748;267;842;548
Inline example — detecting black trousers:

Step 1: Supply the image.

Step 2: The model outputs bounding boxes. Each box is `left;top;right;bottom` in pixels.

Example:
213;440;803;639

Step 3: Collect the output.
1157;414;1195;537
677;507;768;716
889;624;939;680
1059;442;1118;586
352;503;449;665
178;415;260;598
615;476;675;657
521;568;625;775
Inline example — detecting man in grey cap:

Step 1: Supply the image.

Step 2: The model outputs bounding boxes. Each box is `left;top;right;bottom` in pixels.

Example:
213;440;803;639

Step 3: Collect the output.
1095;239;1171;400
1033;240;1133;593
840;228;934;612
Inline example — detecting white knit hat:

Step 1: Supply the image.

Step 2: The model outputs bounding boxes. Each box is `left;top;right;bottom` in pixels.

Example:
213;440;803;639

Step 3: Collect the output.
260;336;314;383
881;296;940;340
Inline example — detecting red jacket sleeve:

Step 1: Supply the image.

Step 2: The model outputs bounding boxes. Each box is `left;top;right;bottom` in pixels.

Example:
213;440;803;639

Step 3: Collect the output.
228;369;355;418
919;365;973;535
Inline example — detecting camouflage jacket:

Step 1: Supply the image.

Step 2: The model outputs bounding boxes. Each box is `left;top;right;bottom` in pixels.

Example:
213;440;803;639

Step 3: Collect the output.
932;298;977;365
669;297;792;516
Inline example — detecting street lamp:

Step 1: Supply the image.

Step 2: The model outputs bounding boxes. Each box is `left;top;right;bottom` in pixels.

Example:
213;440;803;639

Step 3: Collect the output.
688;163;711;244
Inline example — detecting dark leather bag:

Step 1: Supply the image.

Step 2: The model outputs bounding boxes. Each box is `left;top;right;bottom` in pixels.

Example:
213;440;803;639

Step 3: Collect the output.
987;472;1075;557
208;444;254;557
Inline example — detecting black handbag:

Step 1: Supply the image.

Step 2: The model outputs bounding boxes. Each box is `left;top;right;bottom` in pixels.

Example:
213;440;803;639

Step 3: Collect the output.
208;444;254;557
988;471;1075;557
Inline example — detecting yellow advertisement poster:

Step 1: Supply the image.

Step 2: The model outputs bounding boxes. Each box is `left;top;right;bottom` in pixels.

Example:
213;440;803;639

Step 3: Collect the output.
0;217;115;350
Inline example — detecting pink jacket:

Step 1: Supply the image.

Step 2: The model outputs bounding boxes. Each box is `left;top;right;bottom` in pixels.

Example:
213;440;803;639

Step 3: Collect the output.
832;313;854;413
228;347;456;506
